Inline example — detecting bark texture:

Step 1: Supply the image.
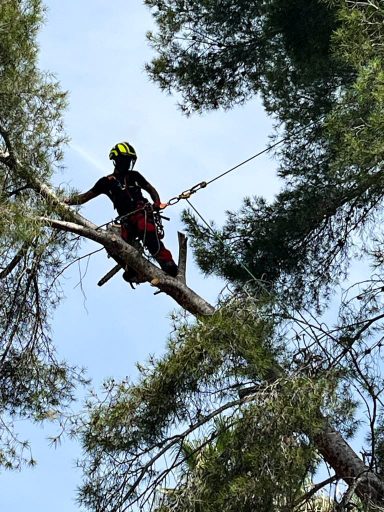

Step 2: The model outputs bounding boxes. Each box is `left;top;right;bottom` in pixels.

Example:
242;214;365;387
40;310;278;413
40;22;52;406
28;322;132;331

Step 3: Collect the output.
26;171;384;501
315;425;384;506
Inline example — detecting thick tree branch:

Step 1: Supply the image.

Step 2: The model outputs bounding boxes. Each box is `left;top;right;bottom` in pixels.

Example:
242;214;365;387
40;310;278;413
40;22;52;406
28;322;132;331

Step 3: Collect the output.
39;217;215;316
295;475;338;508
1;135;214;314
29;177;97;230
314;425;384;507
0;143;95;231
240;371;384;505
12;168;384;498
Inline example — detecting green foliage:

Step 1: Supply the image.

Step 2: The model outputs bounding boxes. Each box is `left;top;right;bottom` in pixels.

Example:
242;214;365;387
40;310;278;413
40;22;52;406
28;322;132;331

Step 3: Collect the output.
0;0;85;470
155;402;318;512
144;0;345;117
78;298;355;511
82;299;277;454
176;1;384;306
143;0;384;305
183;165;384;306
0;0;67;177
144;0;384;310
78;2;384;511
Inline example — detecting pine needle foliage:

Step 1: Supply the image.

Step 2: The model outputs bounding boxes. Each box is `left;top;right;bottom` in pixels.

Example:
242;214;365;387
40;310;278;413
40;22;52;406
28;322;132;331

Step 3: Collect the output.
0;0;86;469
177;1;384;309
78;297;356;511
144;0;345;117
77;2;384;511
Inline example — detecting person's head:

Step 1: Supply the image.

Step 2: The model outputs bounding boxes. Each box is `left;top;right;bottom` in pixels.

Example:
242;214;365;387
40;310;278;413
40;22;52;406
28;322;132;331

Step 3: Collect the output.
109;142;137;174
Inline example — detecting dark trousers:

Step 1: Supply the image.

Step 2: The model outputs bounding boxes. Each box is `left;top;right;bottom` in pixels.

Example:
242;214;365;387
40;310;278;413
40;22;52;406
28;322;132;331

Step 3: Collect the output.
120;210;175;266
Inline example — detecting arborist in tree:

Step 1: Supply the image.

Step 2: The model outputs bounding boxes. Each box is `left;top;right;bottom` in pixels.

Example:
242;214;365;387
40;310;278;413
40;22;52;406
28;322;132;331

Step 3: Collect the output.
65;141;178;280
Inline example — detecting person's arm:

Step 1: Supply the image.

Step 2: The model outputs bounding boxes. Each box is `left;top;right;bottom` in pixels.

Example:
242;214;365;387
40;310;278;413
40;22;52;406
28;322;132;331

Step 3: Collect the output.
64;188;99;205
64;177;106;205
143;182;161;207
135;172;162;208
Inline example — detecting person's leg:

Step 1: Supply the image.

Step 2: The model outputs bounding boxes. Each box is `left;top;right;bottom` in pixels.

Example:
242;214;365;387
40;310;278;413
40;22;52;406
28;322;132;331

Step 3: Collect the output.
120;222;144;282
135;212;178;277
153;242;178;277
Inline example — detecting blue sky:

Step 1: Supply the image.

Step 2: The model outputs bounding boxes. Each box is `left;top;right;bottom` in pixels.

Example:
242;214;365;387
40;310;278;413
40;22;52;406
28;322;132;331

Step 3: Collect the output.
1;2;279;511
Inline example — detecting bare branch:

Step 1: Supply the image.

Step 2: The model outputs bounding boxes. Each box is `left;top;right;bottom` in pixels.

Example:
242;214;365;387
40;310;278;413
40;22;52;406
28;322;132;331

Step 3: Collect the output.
295;475;338;508
39;216;215;316
177;231;188;284
0;243;29;279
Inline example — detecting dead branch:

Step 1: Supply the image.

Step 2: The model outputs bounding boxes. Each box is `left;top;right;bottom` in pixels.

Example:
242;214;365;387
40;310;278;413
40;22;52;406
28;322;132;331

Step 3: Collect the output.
39;217;215;316
177;231;187;284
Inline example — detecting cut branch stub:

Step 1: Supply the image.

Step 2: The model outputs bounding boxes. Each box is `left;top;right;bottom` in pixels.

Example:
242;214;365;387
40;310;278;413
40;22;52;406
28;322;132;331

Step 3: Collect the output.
40;216;215;317
177;231;188;284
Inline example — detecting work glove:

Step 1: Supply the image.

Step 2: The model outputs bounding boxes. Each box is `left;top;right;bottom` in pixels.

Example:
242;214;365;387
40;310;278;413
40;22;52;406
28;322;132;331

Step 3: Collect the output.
154;201;168;211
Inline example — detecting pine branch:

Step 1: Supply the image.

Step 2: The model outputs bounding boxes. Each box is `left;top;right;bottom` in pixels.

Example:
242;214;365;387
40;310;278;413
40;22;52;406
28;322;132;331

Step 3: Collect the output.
0;242;29;279
39;217;215;316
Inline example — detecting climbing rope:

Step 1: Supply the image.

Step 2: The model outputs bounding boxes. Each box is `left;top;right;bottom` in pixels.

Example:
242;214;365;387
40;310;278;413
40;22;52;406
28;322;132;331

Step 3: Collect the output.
95;205;145;231
95;120;321;230
163;118;323;209
92;115;324;288
87;137;279;232
163;131;293;208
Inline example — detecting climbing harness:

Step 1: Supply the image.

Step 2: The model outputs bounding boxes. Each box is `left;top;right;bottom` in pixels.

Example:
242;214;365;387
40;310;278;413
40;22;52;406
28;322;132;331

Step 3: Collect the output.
97;204;170;288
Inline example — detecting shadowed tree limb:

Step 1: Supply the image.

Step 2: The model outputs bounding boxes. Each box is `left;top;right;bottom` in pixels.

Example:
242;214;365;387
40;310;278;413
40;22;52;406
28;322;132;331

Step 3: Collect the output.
239;373;384;507
39;217;215;316
314;425;384;507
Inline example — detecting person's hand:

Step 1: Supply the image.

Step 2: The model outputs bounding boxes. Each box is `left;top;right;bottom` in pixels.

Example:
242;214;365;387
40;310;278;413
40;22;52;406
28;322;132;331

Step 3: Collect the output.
153;201;167;210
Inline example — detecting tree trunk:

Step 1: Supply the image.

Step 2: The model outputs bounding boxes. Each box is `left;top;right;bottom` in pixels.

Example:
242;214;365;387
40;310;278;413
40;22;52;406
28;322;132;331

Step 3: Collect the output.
315;424;384;506
32;173;384;504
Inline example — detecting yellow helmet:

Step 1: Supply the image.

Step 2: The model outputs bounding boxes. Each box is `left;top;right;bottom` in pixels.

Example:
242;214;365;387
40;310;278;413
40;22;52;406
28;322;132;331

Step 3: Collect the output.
109;142;137;168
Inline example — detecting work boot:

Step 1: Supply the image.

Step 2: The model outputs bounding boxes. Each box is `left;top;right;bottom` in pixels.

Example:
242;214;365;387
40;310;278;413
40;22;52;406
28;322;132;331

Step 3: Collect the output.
160;260;178;277
122;267;146;284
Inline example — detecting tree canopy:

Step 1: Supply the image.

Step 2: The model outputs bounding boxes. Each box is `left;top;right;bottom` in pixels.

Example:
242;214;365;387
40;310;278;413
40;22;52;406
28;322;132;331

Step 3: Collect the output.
0;0;85;469
3;1;384;511
76;1;384;511
169;0;384;307
0;0;211;472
